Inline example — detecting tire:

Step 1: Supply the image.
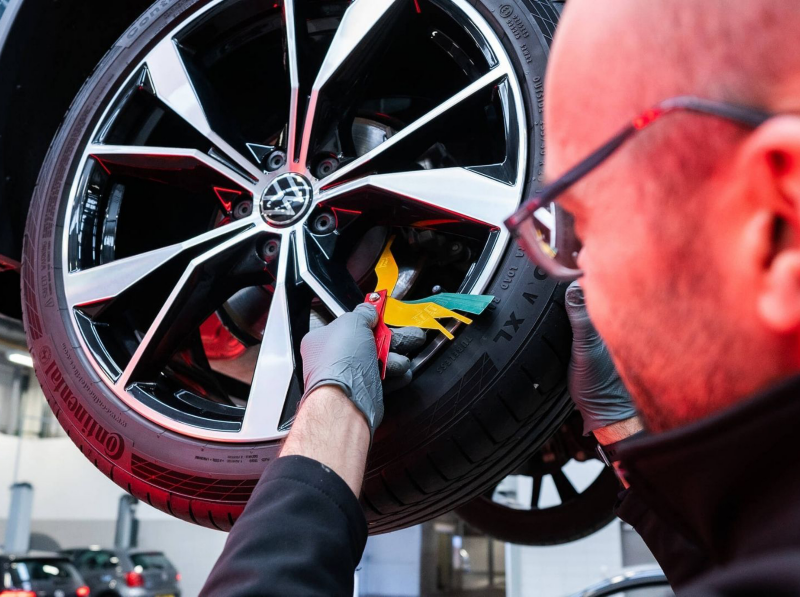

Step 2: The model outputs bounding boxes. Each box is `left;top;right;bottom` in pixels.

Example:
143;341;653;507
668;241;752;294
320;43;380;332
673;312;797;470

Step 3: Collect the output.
455;412;620;545
456;471;619;545
22;0;572;534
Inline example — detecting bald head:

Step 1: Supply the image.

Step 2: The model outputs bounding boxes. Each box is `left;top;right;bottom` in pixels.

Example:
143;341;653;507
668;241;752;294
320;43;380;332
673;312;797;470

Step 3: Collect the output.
544;0;800;431
548;0;800;172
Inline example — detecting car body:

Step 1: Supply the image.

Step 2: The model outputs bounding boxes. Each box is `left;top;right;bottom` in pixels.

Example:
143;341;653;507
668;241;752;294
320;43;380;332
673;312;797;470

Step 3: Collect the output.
62;548;180;597
568;566;672;597
0;551;89;597
0;0;153;319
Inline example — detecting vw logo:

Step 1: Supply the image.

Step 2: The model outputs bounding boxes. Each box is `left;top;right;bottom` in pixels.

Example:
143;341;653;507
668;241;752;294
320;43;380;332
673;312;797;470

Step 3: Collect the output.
260;173;313;226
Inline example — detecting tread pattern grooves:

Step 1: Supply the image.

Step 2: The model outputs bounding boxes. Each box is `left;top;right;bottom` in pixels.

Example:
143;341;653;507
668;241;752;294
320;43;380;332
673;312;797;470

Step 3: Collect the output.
379;474;405;506
361;491;384;516
426;455;448;482
542;334;564;366
207;511;223;531
496;392;522;423
452;439;476;464
471;411;499;444
520;365;537;386
404;469;428;495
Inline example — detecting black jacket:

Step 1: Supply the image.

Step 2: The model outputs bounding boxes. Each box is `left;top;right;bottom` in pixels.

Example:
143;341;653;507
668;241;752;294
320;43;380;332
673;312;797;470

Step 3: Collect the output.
617;374;800;594
200;455;367;597
202;375;800;596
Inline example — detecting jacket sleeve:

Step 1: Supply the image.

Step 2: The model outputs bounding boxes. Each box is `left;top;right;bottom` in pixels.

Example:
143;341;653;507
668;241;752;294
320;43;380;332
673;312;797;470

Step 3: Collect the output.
200;455;368;597
615;487;710;588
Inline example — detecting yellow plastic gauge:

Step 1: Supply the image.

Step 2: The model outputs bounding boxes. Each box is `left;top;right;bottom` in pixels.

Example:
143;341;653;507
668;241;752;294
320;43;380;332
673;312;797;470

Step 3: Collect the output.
372;235;490;340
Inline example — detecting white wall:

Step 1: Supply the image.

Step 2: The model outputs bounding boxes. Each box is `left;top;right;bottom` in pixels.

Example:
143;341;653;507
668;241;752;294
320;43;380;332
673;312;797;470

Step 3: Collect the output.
358;525;422;597
0;434;227;597
506;521;622;597
0;432;425;597
505;459;624;597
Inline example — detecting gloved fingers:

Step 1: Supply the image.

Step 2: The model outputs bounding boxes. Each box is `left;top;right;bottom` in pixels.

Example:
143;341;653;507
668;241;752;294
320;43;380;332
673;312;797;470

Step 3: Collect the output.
577;398;638;435
384;352;411;378
565;280;637;435
352;303;379;328
389;326;426;354
384;369;413;394
565;281;600;345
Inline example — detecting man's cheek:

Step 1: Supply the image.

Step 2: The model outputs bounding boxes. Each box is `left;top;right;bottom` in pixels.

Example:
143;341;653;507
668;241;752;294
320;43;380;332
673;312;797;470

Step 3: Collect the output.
584;255;639;332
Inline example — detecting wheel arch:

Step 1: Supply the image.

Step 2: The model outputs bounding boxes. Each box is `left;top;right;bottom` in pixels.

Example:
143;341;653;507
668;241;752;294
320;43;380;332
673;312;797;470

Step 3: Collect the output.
0;0;155;317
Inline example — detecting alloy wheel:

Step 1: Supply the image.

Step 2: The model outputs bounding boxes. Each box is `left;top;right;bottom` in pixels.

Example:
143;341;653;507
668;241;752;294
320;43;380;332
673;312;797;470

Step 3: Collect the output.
60;0;527;442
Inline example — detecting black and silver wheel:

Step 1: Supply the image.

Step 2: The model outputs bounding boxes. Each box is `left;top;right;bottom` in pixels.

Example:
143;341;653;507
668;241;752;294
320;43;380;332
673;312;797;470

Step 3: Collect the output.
456;412;620;545
23;0;574;532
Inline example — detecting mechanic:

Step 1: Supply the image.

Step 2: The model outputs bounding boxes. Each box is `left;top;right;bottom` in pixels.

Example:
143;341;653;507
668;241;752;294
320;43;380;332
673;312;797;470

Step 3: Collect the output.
202;0;800;594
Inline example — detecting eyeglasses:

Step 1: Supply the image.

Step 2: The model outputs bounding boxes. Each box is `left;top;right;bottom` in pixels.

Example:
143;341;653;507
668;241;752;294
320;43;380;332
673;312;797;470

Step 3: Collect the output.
504;96;774;281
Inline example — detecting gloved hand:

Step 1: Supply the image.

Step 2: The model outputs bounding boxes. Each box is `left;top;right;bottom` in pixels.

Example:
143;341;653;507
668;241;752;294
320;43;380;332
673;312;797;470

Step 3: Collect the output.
565;281;637;435
300;303;425;438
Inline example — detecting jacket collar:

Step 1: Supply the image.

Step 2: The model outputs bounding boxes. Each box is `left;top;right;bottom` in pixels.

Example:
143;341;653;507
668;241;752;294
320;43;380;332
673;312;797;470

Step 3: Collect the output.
617;374;800;564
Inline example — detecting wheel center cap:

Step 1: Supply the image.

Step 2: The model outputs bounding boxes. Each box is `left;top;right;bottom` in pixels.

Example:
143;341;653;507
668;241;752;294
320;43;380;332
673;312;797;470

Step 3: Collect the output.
260;173;313;227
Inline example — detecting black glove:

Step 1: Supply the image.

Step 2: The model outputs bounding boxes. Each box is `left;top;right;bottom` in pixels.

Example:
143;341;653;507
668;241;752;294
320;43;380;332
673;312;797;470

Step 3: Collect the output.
565;281;637;435
300;304;425;437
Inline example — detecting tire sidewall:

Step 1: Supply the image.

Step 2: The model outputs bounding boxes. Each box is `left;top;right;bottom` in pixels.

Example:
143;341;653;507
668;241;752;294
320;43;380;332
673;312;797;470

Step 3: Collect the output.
23;0;278;487
370;0;557;463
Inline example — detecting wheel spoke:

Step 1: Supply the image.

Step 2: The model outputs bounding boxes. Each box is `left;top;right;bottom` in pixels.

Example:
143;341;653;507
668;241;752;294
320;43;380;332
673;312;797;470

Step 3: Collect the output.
298;0;403;168
87;144;257;193
239;238;296;439
65;216;259;308
312;0;399;91
145;38;266;183
530;474;543;509
116;224;265;388
295;229;363;316
319;167;517;228
551;469;579;503
318;67;509;190
284;0;302;168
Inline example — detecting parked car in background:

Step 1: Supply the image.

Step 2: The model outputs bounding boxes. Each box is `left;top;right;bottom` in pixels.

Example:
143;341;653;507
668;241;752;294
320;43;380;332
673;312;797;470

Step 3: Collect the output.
0;551;89;597
62;548;180;597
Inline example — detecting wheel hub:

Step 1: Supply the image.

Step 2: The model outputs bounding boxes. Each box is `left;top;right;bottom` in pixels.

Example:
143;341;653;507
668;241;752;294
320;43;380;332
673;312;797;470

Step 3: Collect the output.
260;173;313;227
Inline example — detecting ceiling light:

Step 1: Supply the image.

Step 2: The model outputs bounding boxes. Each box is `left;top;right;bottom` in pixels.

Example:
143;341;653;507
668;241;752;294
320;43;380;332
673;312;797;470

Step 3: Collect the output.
7;353;33;368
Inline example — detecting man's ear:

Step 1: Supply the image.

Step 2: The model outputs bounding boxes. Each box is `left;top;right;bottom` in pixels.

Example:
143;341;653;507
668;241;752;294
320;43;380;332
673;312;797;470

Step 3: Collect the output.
738;116;800;333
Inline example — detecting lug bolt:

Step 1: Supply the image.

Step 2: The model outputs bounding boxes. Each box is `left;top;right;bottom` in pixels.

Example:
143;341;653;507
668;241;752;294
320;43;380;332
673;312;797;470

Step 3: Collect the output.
314;156;339;179
311;212;336;235
432;285;443;295
262;239;280;262
266;150;287;172
451;242;462;254
233;200;253;219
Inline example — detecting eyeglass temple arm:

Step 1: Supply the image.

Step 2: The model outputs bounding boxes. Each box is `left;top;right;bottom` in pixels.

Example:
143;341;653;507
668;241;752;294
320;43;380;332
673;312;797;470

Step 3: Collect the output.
518;97;774;219
515;125;637;220
662;96;773;128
